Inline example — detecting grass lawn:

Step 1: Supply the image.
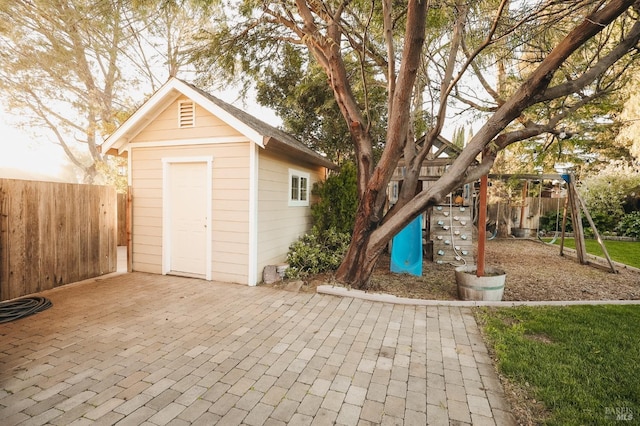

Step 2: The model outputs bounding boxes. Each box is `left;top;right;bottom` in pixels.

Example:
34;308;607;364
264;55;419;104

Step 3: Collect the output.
550;238;640;269
478;305;640;425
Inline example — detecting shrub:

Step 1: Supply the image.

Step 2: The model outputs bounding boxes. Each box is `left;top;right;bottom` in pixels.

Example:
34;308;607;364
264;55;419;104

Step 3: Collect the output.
539;209;573;233
588;211;618;235
311;162;358;234
285;227;351;279
579;162;640;234
616;211;640;239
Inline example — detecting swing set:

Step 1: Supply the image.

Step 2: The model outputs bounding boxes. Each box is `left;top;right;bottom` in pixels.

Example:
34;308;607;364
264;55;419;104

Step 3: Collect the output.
486;173;618;274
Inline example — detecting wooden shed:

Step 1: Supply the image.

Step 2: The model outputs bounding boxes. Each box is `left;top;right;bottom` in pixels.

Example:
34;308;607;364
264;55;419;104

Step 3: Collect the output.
101;78;335;286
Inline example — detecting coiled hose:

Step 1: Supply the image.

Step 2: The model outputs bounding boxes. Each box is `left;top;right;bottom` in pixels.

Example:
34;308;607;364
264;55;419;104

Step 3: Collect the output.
0;296;52;324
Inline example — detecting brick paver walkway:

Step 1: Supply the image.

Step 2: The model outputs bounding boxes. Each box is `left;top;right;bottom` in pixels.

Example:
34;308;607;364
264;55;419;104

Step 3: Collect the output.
0;273;515;425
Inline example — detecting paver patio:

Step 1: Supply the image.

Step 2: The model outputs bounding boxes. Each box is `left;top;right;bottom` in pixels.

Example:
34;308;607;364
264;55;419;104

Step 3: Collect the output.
0;272;515;425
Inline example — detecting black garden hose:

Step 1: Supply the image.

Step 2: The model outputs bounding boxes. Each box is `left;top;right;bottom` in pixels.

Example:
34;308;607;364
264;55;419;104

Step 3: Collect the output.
0;296;52;324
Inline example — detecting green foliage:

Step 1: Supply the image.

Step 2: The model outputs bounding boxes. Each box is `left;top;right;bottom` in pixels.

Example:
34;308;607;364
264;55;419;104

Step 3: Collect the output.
539;209;571;233
311;162;358;235
255;46;387;164
96;156;128;193
285;227;351;279
479;306;640;425
579;163;640;233
255;47;351;163
452;126;466;149
616;212;640;239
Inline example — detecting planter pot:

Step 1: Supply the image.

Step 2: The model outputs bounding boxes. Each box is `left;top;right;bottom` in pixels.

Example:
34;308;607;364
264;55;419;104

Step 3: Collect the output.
512;228;530;238
455;265;506;301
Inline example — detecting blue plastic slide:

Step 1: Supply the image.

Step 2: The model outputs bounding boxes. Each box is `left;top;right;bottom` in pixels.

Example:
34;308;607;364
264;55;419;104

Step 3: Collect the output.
390;215;423;276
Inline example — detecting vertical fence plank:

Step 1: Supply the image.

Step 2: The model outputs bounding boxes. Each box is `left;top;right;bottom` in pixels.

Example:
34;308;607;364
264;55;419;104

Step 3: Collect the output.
88;186;101;277
69;184;82;284
80;185;88;279
39;182;55;291
77;184;90;280
24;181;41;294
53;183;67;287
9;182;27;299
108;188;117;272
117;193;126;246
98;186;117;274
0;182;9;300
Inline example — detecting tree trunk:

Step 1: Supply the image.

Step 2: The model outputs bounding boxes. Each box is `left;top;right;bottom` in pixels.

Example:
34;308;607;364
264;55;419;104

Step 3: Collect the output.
334;224;379;290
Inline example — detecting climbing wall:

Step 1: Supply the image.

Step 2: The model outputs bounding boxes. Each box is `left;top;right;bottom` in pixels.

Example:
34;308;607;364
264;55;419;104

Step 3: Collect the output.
430;204;474;265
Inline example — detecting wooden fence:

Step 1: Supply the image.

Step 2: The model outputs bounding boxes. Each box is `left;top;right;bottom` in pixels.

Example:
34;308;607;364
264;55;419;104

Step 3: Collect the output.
0;179;117;301
488;196;566;237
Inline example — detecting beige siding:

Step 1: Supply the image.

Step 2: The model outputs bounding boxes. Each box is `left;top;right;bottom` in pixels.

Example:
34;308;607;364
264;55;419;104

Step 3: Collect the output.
256;151;324;279
130;143;251;284
133;95;243;142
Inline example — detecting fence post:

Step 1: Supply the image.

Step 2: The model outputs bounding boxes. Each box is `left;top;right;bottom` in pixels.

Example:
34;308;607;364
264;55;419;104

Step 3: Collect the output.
127;187;133;273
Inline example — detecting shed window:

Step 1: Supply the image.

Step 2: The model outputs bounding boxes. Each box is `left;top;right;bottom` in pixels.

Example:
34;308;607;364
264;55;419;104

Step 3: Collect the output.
289;169;310;206
178;101;195;128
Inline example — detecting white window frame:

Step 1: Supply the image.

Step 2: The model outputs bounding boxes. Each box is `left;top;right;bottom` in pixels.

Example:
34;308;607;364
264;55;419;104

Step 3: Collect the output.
288;169;310;207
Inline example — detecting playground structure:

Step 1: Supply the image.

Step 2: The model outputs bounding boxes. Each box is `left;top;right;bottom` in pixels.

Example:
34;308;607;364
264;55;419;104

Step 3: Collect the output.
388;139;618;275
388;136;476;272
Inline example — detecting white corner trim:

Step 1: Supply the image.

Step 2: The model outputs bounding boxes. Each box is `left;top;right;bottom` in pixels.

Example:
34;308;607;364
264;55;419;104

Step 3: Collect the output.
162;156;214;281
248;144;259;286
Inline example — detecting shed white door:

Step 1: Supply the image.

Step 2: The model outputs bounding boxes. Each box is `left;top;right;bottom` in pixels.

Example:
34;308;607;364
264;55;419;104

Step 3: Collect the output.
167;162;208;277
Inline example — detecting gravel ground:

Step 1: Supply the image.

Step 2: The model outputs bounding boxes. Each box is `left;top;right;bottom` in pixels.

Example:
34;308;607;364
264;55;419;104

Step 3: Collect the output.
287;238;640;301
485;238;640;301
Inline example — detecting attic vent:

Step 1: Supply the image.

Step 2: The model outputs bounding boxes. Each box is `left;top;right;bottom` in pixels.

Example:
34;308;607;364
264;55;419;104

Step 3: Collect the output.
178;101;195;128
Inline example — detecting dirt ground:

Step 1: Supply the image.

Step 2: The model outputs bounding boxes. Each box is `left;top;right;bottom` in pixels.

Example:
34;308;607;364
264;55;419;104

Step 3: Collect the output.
283;238;640;301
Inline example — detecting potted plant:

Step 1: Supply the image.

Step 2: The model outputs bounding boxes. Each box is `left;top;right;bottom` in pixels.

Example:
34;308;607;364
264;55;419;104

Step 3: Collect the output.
455;173;506;301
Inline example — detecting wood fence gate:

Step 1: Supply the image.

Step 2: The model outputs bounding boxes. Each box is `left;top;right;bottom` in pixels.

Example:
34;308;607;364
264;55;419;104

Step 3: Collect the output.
0;179;117;301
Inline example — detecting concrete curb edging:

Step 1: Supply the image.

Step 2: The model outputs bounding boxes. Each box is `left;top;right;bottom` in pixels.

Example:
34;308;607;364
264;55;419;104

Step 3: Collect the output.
316;285;640;307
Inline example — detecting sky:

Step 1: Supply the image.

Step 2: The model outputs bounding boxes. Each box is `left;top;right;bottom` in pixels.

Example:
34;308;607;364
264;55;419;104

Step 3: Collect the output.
0;112;73;182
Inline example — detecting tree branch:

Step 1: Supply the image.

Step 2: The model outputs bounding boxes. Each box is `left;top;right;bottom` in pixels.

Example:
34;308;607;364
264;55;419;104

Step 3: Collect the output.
382;0;396;117
537;19;640;102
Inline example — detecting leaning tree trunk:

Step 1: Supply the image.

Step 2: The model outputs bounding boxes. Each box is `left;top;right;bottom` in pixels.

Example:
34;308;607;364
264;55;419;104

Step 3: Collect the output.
334;225;378;289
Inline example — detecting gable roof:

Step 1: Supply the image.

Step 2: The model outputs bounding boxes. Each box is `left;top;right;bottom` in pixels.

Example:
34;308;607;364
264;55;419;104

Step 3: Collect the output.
101;77;336;169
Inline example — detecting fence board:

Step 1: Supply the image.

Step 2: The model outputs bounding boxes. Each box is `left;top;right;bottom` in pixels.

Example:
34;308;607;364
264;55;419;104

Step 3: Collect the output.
39;182;55;291
54;183;67;287
0;193;8;298
24;181;40;293
88;188;101;277
117;193;127;246
0;179;117;301
8;186;26;299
